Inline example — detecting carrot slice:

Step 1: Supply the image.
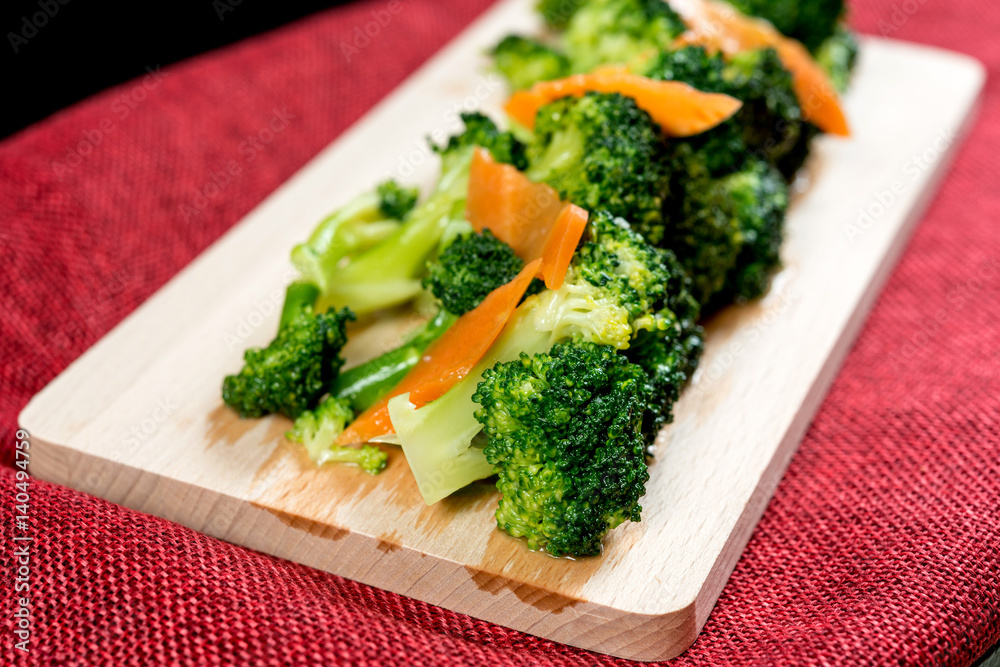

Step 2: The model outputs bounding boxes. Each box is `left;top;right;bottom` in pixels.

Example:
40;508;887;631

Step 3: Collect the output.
466;148;587;289
466;147;563;260
337;258;543;444
669;0;849;136
540;203;588;290
505;69;742;136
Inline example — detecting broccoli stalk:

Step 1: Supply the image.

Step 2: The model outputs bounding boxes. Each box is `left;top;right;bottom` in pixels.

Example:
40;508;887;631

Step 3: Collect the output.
286;395;388;474
291;180;418;294
314;113;525;316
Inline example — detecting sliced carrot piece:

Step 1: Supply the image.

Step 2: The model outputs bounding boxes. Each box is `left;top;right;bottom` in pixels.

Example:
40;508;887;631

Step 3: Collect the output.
466;148;587;290
337;258;543;444
669;0;849;136
504;69;742;136
540;203;588;291
466;147;562;260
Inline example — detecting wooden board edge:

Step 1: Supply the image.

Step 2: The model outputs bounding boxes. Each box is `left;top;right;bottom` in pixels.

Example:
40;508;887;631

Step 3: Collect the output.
27;434;699;661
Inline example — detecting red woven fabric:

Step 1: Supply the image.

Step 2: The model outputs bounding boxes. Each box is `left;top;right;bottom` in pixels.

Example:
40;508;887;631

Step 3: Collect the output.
2;0;999;664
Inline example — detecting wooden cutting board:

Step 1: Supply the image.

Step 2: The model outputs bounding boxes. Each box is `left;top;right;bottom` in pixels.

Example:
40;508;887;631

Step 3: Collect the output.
19;0;984;659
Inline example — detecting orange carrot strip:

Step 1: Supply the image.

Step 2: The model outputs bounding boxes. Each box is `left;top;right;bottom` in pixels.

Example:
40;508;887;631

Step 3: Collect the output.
466;148;563;260
466;148;587;289
337;258;543;444
669;0;849;136
540;204;589;291
504;69;742;136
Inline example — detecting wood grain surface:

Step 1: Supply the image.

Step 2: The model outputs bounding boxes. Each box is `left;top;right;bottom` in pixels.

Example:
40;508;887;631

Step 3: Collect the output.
19;0;985;659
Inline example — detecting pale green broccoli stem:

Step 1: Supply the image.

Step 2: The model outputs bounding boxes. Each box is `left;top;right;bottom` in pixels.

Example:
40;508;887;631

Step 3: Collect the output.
291;191;401;293
317;148;475;315
388;304;553;505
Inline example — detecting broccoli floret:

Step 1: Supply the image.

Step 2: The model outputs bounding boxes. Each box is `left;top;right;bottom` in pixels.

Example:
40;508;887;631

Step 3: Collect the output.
291;179;416;294
723;48;803;164
422;229;528;316
376;180;419;220
663;156;788;307
711;159;788;305
390;211;701;505
286;395;387;474
815;24;859;93
492;35;570;91
724;0;844;52
317;113;524;315
473;341;650;557
562;0;686;73
223;286;355;419
525;93;669;244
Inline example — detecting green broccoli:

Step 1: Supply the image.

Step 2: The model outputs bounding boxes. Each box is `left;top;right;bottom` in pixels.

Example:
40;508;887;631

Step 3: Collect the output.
290;179;417;295
663;155;788;307
815;24;859;93
562;0;686;73
332;230;530;413
315;113;524;315
524;92;669;244
222;283;355;419
538;0;585;29
492;35;570;91
389;211;702;505
724;0;845;52
286;395;388;474
473;341;650;557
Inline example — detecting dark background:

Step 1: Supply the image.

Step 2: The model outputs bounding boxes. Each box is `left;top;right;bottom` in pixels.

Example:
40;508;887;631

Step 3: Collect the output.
1;0;348;139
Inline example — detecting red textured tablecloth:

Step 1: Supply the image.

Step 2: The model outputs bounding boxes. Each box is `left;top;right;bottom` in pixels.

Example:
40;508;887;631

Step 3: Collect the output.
2;0;998;664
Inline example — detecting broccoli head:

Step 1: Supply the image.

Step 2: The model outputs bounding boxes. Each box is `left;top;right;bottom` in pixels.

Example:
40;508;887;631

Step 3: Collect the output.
422;229;529;316
222;299;355;419
723;48;803;164
724;0;844;52
375;180;419;220
285;395;388;474
492;35;570;91
525;93;669;244
663;155;788;307
431;111;527;172
711;159;788;306
538;0;585;29
562;0;686;73
473;341;650;557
